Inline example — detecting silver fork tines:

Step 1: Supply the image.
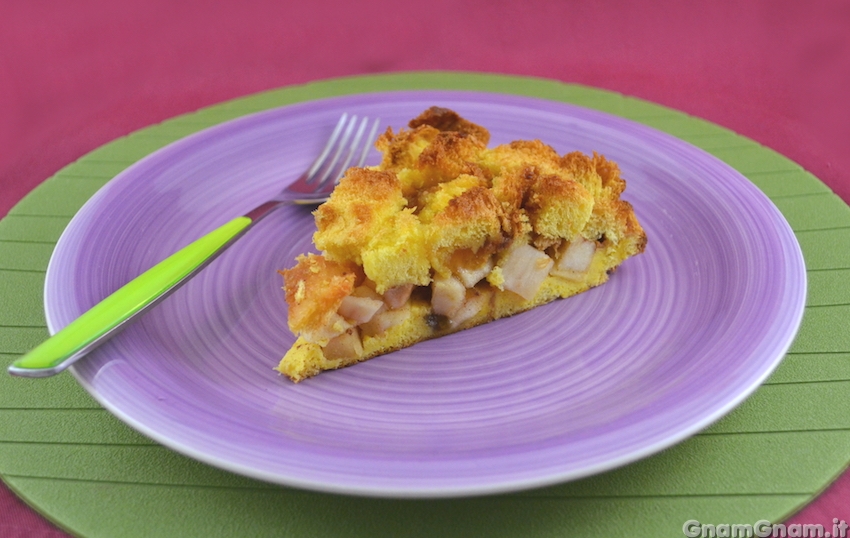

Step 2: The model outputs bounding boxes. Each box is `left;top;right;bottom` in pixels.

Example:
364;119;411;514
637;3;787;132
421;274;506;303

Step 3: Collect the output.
259;113;379;210
297;114;381;196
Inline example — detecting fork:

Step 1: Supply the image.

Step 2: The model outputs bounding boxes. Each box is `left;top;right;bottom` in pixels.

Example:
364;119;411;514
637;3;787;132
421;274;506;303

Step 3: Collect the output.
8;113;381;378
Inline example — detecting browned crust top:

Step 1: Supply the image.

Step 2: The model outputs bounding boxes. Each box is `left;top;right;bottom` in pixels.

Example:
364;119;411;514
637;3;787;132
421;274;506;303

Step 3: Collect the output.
284;108;647;333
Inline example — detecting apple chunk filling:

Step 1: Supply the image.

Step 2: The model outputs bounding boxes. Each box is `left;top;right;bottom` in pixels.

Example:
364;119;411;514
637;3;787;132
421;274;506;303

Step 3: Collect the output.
337;293;384;324
383;284;414;309
551;239;597;280
323;328;363;360
431;275;467;316
278;107;647;382
307;236;596;358
498;244;554;301
292;230;611;365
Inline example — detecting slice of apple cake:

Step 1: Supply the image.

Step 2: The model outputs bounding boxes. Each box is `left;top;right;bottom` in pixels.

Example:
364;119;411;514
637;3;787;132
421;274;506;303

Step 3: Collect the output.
277;107;646;382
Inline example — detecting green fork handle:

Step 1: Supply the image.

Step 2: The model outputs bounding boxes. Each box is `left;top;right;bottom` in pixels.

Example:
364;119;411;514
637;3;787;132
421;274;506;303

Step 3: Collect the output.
7;216;254;378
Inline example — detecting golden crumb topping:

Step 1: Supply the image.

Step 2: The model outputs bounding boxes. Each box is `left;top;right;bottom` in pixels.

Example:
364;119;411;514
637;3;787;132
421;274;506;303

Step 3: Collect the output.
281;254;360;341
282;107;647;343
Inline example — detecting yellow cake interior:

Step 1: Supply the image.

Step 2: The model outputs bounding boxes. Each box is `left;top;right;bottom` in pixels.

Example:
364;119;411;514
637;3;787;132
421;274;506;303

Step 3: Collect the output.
277;107;647;382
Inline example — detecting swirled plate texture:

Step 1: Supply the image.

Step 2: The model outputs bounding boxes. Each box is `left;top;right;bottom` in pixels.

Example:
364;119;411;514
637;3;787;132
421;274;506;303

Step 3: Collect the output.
44;91;806;497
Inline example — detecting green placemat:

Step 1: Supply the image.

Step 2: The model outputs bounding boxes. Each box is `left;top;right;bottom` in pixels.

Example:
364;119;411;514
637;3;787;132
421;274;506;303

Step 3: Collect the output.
2;72;849;538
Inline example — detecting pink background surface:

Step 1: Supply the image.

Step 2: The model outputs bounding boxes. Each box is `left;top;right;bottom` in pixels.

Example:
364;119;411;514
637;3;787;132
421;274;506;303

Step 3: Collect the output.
1;1;848;535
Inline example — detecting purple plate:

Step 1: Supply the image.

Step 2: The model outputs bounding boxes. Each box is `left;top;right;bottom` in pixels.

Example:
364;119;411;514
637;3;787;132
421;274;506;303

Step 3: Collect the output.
45;91;806;497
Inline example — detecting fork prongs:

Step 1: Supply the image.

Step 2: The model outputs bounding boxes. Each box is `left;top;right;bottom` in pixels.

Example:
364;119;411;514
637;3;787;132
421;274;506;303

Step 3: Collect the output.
308;115;381;190
305;113;350;180
355;117;381;168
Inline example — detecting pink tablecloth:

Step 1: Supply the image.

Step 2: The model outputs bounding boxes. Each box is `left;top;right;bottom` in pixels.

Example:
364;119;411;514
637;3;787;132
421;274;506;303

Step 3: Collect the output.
2;1;848;535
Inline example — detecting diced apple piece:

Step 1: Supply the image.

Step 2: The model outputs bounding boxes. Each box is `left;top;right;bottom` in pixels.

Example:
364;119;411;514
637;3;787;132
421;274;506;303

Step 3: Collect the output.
338;294;384;324
302;313;351;345
383;284;414;309
449;290;489;327
361;305;411;336
431;275;466;316
351;285;383;301
323;327;364;360
456;257;494;288
499;244;554;301
551;238;596;280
